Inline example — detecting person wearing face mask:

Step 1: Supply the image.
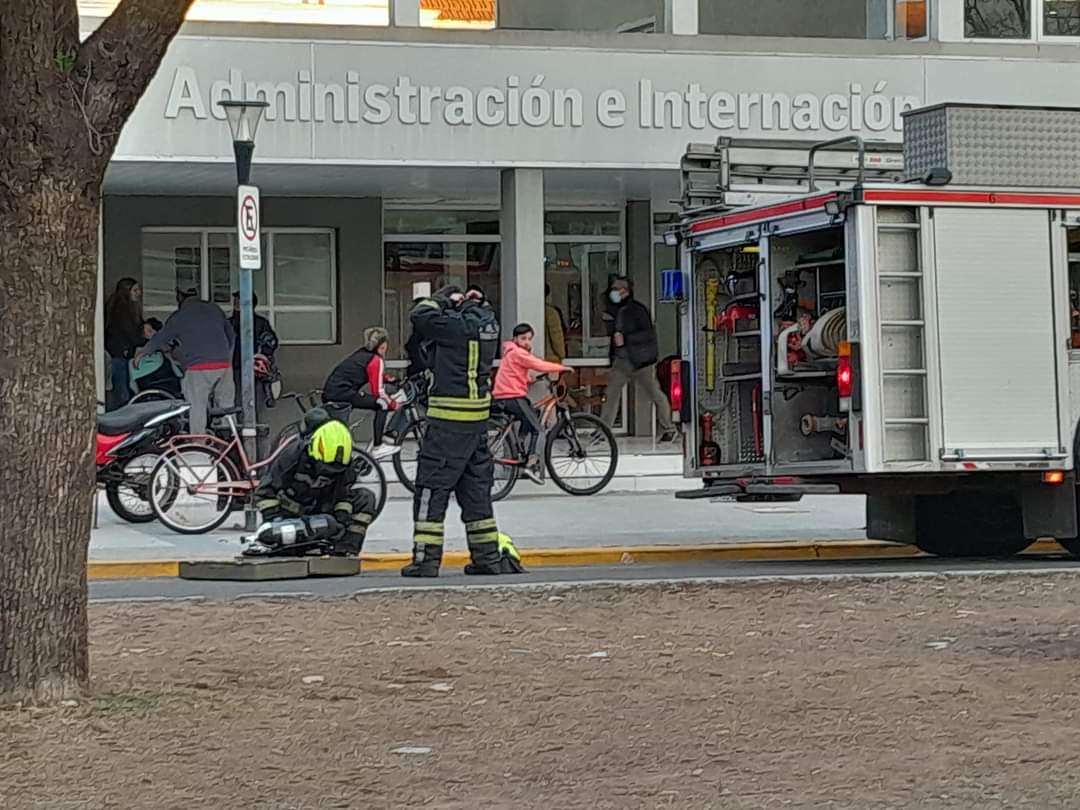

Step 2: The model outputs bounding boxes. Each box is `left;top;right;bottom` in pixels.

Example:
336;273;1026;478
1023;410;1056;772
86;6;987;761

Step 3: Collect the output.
601;277;677;443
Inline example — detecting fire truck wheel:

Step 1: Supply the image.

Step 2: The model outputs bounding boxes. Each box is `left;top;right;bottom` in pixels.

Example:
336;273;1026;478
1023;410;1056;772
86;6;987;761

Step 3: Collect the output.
913;493;1031;558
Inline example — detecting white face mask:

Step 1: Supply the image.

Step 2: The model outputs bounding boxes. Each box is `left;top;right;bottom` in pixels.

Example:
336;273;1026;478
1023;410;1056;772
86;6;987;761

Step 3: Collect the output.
609;290;624;305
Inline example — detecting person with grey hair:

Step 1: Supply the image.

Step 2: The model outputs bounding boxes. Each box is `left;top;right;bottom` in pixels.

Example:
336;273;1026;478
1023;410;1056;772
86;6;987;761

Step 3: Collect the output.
322;326;401;460
601;277;677;442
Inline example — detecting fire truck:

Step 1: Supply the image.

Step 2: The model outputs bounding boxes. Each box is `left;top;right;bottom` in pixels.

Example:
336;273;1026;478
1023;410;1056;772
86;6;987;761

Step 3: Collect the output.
665;103;1080;558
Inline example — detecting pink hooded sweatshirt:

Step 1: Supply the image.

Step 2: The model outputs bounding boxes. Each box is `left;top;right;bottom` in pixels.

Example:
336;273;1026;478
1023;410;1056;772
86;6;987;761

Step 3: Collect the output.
493;341;567;400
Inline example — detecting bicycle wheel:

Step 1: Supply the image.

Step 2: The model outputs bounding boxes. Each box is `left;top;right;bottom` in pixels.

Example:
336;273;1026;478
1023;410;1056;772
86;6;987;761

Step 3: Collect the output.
150;446;242;534
352;448;388;519
390;413;425;492
545;412;619;496
104;452;160;524
487;418;521;502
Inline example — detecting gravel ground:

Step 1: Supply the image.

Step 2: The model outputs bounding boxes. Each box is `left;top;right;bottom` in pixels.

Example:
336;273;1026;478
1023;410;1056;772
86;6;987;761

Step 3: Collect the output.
4;576;1080;809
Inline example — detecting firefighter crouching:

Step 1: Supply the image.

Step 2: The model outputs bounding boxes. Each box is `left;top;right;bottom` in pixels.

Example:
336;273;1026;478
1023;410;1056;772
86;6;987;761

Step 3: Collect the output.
402;286;525;577
248;410;377;559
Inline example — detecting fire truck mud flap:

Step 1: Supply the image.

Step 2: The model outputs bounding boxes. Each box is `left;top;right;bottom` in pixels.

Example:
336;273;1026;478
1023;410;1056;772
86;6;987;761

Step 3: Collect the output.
676;480;840;502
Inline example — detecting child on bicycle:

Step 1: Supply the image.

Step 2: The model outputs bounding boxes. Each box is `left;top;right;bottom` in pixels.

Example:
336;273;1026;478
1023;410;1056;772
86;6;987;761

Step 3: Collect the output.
493;323;571;484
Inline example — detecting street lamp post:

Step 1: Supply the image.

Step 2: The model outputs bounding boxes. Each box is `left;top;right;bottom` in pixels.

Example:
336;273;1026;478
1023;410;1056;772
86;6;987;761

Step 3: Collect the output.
218;99;269;528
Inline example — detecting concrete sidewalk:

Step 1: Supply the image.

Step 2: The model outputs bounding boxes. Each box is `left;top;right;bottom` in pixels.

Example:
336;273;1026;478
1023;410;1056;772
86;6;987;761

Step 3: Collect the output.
90;490;868;562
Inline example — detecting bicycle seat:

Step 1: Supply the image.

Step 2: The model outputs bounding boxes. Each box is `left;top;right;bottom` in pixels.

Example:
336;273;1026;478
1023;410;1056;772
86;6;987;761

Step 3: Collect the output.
96;400;191;436
208;406;243;419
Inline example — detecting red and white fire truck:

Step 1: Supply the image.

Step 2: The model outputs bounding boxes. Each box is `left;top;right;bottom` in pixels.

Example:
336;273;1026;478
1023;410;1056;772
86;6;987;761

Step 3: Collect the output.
666;103;1080;557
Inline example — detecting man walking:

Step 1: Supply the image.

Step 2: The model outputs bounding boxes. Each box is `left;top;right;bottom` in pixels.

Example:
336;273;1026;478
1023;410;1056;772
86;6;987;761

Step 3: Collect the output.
136;287;235;434
600;277;677;442
401;285;524;578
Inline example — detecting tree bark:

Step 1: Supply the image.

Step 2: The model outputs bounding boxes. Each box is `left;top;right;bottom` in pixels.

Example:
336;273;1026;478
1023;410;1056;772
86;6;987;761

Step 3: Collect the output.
0;0;195;705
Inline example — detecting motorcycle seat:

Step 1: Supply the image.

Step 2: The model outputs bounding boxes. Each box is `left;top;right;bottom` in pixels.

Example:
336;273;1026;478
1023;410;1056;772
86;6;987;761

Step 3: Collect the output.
97;400;190;436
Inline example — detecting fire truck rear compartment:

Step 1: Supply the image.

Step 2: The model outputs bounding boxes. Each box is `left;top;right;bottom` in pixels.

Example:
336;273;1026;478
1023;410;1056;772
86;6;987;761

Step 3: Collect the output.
692;226;851;472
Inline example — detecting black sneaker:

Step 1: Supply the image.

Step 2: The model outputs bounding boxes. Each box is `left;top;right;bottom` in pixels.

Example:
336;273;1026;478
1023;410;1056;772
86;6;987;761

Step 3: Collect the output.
659;429;679;443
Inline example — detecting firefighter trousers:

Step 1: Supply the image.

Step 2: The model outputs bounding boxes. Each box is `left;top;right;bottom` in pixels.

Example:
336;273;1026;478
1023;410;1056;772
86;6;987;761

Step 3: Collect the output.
412;423;499;555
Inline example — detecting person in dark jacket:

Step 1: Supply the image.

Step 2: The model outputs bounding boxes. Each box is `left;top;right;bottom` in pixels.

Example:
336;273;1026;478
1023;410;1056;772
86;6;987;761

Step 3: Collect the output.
401;285;524;578
599;277;676;442
135;287;235;435
404;297;433;378
104;277;145;410
253;411;377;559
322;327;400;460
229;291;279;382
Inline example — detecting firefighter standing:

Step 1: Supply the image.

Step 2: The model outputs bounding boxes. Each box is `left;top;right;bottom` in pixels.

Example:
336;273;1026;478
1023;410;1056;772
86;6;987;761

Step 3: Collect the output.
402;287;524;577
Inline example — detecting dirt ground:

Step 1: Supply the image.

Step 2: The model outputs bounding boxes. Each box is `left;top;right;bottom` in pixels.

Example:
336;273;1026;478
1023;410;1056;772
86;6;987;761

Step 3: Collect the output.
4;577;1080;809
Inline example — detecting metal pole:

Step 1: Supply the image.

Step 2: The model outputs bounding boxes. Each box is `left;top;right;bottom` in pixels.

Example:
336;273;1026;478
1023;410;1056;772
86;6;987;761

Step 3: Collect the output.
233;140;259;530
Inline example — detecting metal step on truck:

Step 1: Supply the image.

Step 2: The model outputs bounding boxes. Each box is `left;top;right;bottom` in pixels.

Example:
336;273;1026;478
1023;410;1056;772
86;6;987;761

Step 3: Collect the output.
664;103;1080;558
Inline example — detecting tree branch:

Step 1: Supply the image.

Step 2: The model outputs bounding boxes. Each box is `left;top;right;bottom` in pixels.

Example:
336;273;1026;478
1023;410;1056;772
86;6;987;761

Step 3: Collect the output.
76;0;196;165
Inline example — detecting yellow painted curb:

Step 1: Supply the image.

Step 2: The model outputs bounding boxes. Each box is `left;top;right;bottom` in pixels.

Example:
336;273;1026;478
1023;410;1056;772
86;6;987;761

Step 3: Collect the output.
85;537;1072;580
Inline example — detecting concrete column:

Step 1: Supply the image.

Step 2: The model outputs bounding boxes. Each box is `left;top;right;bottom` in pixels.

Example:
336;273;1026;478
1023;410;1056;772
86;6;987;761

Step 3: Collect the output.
389;0;420;27
96;199;105;405
626;200;656;437
499;169;545;349
664;0;699;35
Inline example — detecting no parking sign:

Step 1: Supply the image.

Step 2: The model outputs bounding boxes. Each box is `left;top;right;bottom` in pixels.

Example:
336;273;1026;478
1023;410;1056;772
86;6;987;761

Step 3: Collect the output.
237;184;261;269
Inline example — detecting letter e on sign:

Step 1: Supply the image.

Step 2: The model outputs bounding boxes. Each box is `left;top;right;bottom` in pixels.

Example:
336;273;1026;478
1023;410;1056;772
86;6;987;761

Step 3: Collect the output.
237;184;261;269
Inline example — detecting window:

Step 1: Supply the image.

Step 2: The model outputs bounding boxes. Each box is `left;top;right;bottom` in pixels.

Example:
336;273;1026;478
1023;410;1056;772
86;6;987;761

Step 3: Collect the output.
497;0;664;32
543;211;623;360
1044;0;1080;34
383;211;500;361
140;229;336;344
652;214;680;360
964;0;1031;38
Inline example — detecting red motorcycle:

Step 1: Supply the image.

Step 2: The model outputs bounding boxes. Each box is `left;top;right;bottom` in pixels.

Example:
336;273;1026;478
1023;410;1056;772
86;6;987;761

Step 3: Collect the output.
96;399;191;523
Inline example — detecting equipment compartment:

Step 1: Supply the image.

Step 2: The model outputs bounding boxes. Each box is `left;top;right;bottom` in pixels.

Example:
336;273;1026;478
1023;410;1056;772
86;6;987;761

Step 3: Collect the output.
692;244;764;469
767;227;851;467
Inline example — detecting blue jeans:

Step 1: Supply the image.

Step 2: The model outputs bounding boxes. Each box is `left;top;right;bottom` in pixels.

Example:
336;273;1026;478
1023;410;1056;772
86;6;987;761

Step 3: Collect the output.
109;357;131;411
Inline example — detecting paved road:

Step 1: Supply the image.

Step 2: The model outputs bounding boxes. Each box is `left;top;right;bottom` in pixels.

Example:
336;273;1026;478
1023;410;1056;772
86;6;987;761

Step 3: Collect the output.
91;491;868;561
88;553;1080;602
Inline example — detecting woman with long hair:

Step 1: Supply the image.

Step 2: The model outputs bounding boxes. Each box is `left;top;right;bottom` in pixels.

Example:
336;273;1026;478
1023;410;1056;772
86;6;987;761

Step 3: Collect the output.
104;277;145;410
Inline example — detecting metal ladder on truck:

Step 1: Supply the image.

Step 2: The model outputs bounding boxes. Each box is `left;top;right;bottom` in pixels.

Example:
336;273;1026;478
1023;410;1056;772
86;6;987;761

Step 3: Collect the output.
679;136;905;216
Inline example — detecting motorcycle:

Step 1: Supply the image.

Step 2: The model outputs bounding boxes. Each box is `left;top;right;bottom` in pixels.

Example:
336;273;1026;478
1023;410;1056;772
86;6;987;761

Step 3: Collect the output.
96;399;191;523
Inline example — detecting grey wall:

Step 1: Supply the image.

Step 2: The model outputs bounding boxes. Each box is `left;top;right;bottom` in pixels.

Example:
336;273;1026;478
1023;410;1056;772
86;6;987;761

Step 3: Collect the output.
102;194;382;434
498;0;664;31
699;0;869;38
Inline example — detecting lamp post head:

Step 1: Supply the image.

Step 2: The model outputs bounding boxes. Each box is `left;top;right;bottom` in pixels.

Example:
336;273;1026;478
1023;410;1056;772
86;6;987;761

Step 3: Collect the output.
218;99;269;144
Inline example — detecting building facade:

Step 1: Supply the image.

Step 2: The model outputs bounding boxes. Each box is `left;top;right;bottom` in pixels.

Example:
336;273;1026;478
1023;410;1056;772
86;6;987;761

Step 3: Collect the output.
88;0;1080;435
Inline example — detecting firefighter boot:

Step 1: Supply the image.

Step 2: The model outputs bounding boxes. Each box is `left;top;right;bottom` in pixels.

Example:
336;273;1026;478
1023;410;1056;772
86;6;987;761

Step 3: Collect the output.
401;543;443;578
464;534;526;575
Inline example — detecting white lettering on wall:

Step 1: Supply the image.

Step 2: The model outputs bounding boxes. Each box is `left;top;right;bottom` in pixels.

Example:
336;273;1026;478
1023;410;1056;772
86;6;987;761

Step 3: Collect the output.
163;68;919;135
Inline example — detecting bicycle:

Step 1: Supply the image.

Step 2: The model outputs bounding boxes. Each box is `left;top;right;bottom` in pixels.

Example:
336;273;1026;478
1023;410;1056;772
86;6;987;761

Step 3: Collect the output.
148;405;387;535
385;373;430;492
486;376;619;500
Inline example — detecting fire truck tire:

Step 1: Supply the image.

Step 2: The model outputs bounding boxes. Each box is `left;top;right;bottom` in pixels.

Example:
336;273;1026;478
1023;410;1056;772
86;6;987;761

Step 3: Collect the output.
913;493;1032;558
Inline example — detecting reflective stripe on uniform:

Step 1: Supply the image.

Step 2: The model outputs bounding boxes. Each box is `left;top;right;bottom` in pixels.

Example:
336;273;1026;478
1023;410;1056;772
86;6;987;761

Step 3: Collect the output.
427;407;490;423
465;518;497;532
353;513;373;525
416;521;445;534
418;488;432;522
468;531;499;545
255;498;280;511
428;395;491;411
333;501;354;514
467;340;479;400
414;532;444;545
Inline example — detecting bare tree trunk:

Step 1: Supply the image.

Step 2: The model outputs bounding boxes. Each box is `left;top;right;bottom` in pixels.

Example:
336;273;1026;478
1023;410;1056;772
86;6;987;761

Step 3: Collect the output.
0;178;99;704
0;0;196;705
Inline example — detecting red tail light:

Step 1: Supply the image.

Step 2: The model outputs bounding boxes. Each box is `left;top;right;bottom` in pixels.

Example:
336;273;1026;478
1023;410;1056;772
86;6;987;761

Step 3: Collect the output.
670;359;684;415
836;342;853;399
